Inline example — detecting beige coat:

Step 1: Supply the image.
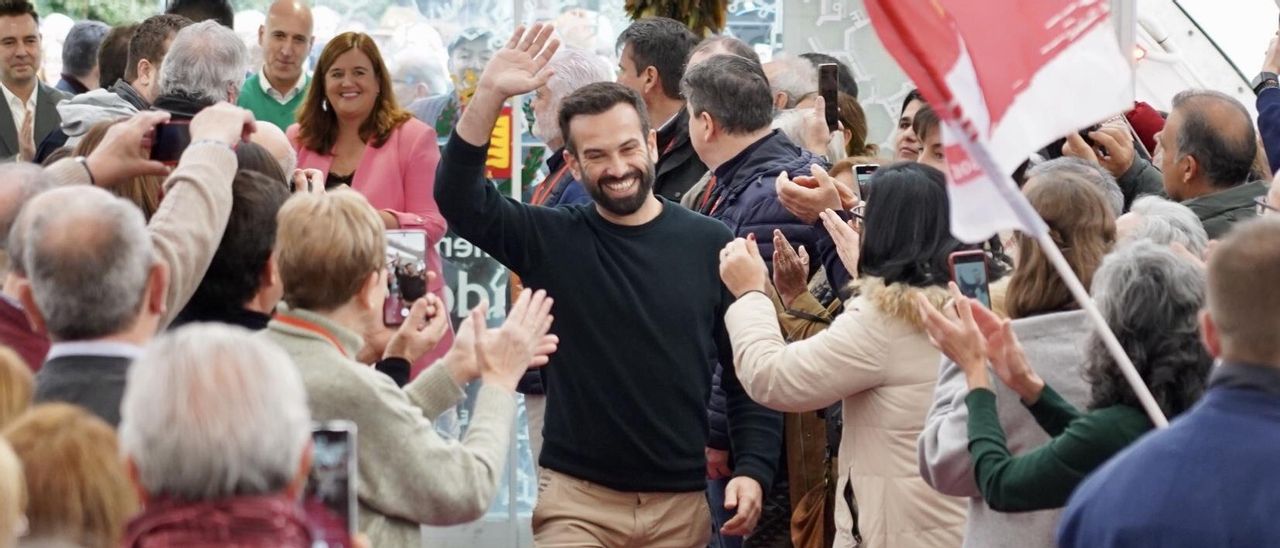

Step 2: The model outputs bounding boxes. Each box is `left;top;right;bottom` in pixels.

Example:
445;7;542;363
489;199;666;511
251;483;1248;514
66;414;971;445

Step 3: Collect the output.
726;279;966;548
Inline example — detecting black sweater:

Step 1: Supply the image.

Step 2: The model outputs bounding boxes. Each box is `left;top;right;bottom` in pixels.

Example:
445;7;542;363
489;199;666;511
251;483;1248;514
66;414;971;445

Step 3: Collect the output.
435;133;782;492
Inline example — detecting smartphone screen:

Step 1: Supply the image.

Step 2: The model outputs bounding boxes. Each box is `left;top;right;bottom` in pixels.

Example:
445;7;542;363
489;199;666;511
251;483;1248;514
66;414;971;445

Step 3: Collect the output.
818;63;839;131
854;163;878;200
149;120;191;165
384;230;428;326
950;251;991;308
304;422;357;548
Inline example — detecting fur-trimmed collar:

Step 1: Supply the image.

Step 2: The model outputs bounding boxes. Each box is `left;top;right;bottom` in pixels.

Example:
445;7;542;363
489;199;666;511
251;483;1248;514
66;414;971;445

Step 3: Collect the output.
855;277;950;329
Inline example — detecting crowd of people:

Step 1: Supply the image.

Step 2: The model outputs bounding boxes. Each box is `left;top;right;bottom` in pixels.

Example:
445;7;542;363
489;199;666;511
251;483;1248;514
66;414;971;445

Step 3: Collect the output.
0;0;1278;547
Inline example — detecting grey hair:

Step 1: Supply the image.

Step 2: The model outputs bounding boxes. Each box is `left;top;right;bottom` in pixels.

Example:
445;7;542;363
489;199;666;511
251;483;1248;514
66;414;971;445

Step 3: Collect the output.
19;187;153;341
771;108;845;161
1085;239;1211;417
766;55;818;109
1123;195;1209;256
158;20;248;103
1171;89;1256;187
0;163;52;277
62;21;110;78
119;324;311;501
536;47;614;145
1027;157;1123;215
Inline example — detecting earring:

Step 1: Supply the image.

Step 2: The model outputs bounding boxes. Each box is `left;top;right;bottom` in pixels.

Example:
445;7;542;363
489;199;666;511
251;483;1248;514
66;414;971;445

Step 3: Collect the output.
322;99;329;112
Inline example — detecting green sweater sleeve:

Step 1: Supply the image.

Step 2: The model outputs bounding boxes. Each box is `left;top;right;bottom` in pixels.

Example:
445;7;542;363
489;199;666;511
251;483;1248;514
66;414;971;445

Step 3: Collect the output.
1025;384;1083;437
965;388;1150;512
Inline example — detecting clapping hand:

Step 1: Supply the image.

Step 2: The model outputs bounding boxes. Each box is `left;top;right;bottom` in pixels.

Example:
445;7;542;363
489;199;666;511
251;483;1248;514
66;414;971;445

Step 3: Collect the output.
916;282;991;390
476;288;556;391
383;293;451;363
771;230;810;308
777;166;843;224
819;208;860;277
719;234;769;298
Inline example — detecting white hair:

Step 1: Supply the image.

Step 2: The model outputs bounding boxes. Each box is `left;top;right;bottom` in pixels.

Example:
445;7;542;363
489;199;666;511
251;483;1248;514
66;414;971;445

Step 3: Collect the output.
120;324;311;501
767;55;818;109
20;186;153;341
772;108;846;161
532;47;613;146
159;20;249;103
1027;157;1124;216
0;162;51;277
1124;195;1210;256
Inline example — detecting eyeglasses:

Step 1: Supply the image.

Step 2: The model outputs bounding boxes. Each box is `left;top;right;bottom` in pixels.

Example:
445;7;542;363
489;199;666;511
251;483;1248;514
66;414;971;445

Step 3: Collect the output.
1256;196;1280;216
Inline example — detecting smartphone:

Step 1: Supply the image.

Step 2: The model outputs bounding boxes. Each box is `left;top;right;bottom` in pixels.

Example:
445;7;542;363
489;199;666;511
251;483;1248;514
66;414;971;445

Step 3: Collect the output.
949;250;991;308
149;120;191;165
854;163;878;200
304;421;358;548
384;230;429;326
818;63;839;132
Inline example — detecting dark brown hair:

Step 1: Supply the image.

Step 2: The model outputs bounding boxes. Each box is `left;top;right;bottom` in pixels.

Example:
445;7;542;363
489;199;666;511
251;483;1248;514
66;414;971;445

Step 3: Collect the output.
838;92;876;157
1006;173;1116;319
126;14;191;82
98;23;137;88
0;1;37;24
297;32;412;154
558;82;650;154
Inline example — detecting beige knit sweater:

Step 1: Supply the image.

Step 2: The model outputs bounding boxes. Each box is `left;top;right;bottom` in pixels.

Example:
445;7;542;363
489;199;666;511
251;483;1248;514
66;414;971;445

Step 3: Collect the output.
257;305;516;547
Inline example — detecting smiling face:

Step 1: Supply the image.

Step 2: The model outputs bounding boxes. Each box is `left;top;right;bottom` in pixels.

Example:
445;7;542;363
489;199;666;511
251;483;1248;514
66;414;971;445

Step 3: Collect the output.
0;14;39;89
324;48;379;122
566;103;658;217
448;37;492;90
259;5;313;87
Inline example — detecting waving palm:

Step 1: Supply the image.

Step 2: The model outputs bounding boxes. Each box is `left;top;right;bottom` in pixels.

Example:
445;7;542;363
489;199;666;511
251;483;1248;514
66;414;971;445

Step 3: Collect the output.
477;24;561;98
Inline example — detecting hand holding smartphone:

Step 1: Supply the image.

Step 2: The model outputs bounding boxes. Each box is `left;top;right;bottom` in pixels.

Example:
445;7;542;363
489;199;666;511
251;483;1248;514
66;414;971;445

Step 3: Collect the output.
949;250;991;308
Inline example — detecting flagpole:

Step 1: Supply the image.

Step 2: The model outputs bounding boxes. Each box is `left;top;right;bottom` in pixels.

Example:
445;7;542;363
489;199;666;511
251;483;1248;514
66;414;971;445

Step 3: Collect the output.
945;121;1170;428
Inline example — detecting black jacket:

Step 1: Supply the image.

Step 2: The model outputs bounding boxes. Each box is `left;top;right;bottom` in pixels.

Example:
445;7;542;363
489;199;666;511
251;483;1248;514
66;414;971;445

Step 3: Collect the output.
654;108;708;203
34;354;131;426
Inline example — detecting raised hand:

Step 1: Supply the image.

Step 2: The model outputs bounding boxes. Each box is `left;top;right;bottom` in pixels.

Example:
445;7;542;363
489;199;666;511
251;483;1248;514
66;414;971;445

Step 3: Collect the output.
917;282;990;390
477;24;560;100
719;234;768;298
84;110;173;186
1087;125;1136;178
476;288;555;391
777;165;842;224
819;208;860;277
771;230;810;308
383;294;451;363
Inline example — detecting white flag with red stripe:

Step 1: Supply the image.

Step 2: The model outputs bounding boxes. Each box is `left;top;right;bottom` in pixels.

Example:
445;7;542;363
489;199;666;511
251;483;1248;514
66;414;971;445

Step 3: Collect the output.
867;0;1133;243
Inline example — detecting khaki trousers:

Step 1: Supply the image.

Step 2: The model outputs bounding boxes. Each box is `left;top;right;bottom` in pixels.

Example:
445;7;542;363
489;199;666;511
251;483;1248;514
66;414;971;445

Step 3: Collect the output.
533;468;712;548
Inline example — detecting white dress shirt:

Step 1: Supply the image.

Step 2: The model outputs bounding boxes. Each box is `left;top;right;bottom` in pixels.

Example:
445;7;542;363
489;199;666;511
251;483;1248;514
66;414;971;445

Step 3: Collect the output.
259;67;308;104
0;81;35;140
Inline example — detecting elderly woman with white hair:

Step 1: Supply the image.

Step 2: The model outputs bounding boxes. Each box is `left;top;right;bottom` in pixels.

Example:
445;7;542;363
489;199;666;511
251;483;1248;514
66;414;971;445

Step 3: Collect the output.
1116;195;1210;257
118;324;316;546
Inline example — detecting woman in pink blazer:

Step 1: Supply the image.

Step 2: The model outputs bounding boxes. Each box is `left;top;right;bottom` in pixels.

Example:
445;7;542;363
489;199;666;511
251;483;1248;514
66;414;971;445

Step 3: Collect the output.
288;32;451;377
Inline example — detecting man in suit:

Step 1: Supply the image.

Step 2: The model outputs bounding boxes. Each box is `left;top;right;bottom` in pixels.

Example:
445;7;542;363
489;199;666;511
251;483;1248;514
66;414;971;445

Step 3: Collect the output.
0;1;69;161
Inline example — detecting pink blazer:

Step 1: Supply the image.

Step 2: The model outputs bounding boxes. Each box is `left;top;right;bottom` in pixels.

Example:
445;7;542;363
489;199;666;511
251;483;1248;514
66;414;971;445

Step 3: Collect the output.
288;118;452;376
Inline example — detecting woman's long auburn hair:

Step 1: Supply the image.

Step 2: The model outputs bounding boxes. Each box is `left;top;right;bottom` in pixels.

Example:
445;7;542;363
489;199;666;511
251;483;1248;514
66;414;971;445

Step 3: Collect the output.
1005;173;1116;319
76;120;164;221
296;32;412;154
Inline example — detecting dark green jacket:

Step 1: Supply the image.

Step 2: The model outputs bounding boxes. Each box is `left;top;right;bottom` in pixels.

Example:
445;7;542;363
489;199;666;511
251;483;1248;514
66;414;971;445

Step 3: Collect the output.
1183;181;1268;239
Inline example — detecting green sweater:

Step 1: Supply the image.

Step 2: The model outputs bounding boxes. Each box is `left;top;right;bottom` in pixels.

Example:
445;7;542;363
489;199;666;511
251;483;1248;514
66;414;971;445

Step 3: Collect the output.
966;384;1151;512
236;71;308;130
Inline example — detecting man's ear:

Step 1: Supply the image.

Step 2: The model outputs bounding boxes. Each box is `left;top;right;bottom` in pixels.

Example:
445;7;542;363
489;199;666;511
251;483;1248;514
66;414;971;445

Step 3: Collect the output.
359;269;383;312
16;278;45;335
643;65;661;96
700;111;717;142
262;254;281;292
1200;309;1222;359
137;59;153;83
563;148;582;182
1180;154;1198;185
257;24;266;47
146;260;170;318
773;92;788;110
647;129;658;163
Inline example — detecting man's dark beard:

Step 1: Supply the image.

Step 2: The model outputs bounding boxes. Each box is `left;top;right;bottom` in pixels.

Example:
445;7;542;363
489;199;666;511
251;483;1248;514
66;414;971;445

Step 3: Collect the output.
582;161;656;217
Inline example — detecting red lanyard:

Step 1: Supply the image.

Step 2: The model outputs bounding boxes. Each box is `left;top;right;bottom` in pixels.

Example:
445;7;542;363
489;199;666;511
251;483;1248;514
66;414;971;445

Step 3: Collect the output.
275;315;348;358
531;164;571;206
698;175;719;213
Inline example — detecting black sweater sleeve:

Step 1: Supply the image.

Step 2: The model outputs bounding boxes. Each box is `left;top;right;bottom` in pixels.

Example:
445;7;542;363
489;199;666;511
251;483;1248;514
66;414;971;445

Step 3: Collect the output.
716;286;784;489
433;132;554;274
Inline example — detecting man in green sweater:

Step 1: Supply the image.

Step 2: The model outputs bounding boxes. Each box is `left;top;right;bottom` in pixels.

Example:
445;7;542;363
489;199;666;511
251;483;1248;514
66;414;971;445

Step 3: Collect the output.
237;0;312;130
435;24;783;546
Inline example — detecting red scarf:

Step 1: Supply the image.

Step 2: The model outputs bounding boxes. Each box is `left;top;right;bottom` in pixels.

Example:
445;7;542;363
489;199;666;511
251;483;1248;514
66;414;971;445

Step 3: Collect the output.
122;494;315;548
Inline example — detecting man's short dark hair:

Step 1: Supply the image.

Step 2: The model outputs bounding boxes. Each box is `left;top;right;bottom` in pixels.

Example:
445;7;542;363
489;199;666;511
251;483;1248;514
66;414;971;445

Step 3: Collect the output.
688;35;761;66
799;52;857;98
126;14;191;83
98;23;137;88
62;21;109;79
0;1;37;24
558;82;651;154
616;17;699;100
165;0;233;29
1172;89;1257;188
681;54;773;135
185;166;290;312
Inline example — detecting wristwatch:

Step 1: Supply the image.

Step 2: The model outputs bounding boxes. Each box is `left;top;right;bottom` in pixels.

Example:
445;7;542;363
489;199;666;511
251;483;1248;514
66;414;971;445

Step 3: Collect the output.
1252;71;1279;95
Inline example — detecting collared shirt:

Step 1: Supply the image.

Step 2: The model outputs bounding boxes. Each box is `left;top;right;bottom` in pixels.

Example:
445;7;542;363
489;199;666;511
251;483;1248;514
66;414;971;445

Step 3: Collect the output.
1209;361;1280;397
45;340;145;362
258;67;308;105
0;81;36;139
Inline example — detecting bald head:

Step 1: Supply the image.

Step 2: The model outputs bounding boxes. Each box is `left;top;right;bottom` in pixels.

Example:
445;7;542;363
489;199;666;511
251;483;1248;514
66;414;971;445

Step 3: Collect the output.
1205;218;1280;365
249;121;297;176
259;0;314;91
0;163;51;277
19;187;156;341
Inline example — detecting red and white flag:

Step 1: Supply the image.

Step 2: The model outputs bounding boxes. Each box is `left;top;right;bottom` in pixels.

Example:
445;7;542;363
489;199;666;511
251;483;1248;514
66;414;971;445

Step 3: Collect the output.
867;0;1133;243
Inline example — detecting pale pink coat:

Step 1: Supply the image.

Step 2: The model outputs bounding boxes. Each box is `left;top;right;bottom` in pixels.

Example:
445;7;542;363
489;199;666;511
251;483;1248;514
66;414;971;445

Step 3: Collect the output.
287;118;452;377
